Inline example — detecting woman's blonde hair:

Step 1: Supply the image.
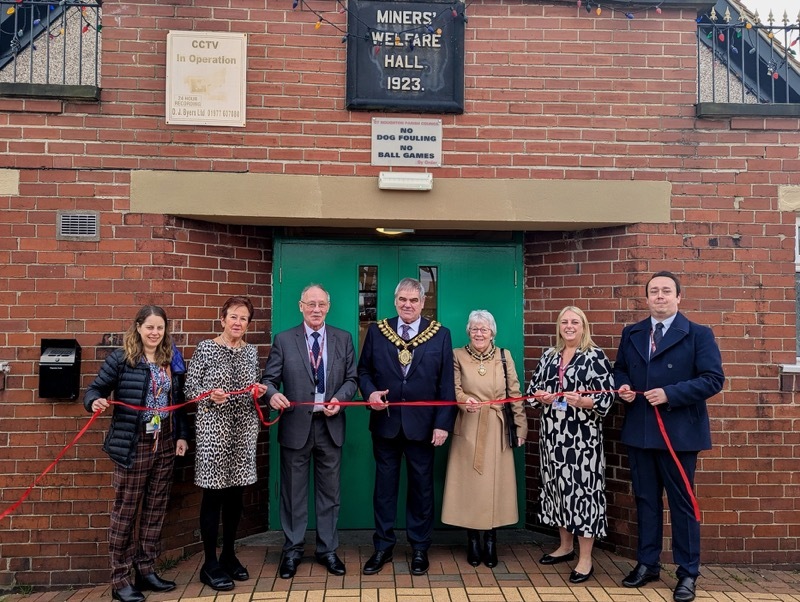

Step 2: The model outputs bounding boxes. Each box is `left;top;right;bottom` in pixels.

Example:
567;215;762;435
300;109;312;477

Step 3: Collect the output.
554;306;596;353
122;305;173;367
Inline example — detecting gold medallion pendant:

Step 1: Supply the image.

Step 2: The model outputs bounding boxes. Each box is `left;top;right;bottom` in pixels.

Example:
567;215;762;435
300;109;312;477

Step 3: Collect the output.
377;318;442;368
465;343;496;376
398;349;413;366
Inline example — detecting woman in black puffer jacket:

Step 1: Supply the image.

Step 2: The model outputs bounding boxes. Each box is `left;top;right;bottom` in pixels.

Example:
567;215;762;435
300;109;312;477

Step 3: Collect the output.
84;305;189;602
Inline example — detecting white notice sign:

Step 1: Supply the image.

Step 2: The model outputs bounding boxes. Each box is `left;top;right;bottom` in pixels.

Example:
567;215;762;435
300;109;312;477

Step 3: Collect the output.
166;31;247;127
371;118;442;167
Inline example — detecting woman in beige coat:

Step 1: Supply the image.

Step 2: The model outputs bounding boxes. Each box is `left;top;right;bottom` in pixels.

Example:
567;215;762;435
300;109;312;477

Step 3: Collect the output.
441;310;528;568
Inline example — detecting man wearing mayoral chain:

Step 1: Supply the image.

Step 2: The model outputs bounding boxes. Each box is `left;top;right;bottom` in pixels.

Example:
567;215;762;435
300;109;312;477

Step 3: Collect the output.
357;277;457;577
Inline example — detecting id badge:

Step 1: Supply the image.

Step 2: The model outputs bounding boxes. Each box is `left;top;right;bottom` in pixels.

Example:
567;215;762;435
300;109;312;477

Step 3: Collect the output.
145;415;161;434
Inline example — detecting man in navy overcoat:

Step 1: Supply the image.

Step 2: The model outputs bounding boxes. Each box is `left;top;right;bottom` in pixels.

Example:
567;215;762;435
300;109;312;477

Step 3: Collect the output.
614;271;724;602
357;277;456;577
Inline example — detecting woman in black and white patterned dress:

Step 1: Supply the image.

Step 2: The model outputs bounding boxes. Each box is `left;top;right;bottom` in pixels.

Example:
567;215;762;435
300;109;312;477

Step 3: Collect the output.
527;306;614;584
185;296;267;592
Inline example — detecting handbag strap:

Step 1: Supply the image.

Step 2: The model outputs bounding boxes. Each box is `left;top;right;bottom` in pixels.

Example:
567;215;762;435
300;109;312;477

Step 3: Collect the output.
500;348;510;398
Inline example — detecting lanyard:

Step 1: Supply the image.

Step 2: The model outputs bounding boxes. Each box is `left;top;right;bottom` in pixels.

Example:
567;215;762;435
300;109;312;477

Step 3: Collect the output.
151;366;166;401
558;356;567;389
306;333;325;374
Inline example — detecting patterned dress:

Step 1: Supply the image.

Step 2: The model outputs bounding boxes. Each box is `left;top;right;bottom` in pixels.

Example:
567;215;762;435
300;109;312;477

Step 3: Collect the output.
185;339;261;489
526;345;614;538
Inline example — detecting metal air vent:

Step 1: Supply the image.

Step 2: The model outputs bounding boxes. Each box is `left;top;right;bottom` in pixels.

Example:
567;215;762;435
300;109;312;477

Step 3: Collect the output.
57;211;100;241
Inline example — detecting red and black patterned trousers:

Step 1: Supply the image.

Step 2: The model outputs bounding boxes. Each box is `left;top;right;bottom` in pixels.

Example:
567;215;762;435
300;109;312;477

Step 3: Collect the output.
108;423;175;589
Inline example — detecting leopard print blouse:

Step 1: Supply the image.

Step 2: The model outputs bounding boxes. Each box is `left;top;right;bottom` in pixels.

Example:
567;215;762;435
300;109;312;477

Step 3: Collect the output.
185;339;261;489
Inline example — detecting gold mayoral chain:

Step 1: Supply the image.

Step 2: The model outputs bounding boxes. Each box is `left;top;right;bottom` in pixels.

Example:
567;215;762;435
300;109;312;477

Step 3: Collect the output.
377;319;442;366
465;343;496;376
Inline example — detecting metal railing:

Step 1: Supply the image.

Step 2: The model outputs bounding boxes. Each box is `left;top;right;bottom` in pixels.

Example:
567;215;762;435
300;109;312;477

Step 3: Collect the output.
0;0;101;97
697;5;800;105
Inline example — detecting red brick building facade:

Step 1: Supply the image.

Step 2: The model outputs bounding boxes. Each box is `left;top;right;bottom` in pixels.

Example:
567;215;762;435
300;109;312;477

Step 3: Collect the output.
1;0;799;589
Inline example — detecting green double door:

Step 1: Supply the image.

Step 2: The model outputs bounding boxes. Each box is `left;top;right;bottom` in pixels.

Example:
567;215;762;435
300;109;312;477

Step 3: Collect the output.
268;238;524;530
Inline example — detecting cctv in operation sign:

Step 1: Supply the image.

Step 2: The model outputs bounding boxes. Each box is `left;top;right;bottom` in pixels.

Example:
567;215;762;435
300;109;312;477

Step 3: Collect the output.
346;0;465;114
166;31;247;127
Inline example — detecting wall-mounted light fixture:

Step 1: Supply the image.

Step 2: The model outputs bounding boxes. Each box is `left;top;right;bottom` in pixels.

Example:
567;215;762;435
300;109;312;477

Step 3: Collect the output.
376;228;415;236
378;171;433;191
0;361;9;391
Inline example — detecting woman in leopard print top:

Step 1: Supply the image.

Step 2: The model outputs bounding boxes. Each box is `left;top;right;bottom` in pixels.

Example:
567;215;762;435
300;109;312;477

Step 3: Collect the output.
185;296;267;591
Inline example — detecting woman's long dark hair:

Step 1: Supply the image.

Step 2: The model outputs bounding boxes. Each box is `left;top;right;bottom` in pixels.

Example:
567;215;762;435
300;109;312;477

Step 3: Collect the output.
122;305;173;367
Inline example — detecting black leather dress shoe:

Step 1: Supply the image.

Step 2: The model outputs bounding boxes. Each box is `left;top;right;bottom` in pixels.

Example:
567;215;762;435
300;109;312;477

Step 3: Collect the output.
200;564;235;591
111;585;145;602
279;554;302;579
134;570;176;592
673;576;697;602
363;549;393;575
539;550;575;565
220;555;249;581
410;550;429;576
316;552;346;576
622;563;660;588
569;566;594;584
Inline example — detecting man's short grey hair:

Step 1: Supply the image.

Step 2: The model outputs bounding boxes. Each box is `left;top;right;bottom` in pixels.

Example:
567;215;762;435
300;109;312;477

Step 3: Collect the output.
466;310;497;338
300;283;330;303
394;277;425;298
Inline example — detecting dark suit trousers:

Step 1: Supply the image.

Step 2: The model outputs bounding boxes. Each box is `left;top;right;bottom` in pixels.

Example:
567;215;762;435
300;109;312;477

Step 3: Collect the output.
371;430;434;552
280;415;341;556
628;447;700;579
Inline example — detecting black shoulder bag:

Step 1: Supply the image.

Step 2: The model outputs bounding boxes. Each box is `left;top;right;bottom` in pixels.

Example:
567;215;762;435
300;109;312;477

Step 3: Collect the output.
500;348;521;448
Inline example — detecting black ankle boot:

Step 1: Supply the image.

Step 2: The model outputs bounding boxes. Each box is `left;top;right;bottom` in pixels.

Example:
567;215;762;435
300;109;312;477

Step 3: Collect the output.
483;529;498;568
467;530;481;566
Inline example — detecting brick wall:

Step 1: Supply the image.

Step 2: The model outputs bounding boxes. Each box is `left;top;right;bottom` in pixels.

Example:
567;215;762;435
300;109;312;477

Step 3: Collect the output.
0;201;274;588
1;0;800;589
523;193;798;563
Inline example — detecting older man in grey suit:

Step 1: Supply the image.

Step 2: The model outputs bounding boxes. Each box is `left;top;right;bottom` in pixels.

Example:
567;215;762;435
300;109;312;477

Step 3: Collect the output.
262;284;358;579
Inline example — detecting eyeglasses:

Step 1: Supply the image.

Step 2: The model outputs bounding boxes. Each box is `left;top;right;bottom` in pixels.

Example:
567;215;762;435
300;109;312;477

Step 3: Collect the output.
301;301;329;310
469;327;491;334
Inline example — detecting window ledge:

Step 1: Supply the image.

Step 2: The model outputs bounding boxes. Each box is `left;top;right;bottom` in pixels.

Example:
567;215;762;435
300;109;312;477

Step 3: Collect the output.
779;363;800;391
696;103;800;118
0;83;100;102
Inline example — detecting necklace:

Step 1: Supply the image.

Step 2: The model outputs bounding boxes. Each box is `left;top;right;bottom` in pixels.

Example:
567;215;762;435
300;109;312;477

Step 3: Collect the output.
218;335;243;349
377;319;442;366
465;343;495;376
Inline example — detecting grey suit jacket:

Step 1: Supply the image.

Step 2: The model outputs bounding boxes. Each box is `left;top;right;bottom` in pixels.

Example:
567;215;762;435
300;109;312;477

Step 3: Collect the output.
262;323;358;449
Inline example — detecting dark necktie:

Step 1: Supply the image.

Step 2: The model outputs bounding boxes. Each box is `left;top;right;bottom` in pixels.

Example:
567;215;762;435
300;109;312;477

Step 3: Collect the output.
653;322;664;352
311;332;324;393
401;324;411;374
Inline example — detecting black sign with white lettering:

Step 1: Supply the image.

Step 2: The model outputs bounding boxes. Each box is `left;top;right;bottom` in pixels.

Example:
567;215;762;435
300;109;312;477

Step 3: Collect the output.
346;0;465;114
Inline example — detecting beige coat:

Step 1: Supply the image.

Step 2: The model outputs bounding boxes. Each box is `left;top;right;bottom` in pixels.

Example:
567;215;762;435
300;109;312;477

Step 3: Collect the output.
441;347;528;530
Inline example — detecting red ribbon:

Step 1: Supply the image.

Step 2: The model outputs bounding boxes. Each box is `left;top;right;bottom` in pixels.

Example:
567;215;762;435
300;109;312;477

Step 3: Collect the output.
1;387;699;524
653;405;702;521
0;412;102;521
0;385;270;522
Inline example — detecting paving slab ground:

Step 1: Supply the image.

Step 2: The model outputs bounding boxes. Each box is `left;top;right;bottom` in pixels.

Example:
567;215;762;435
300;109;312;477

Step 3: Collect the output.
4;531;799;602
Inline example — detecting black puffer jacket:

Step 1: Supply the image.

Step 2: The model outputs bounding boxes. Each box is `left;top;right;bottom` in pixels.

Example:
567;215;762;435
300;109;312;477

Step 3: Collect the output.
84;348;189;468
